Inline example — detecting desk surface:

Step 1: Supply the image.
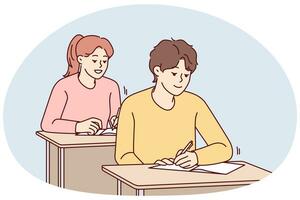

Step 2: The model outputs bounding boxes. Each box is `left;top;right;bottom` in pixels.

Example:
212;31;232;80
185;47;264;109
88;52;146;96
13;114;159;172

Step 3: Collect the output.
36;131;115;148
102;161;271;190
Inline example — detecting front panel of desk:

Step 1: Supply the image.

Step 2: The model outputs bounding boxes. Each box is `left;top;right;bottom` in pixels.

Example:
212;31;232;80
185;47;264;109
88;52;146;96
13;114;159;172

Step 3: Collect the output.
120;182;248;195
48;143;117;194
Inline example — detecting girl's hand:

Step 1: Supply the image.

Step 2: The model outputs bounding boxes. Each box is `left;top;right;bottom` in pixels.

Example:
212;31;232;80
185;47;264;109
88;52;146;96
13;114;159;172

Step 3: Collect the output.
110;115;118;129
76;118;102;135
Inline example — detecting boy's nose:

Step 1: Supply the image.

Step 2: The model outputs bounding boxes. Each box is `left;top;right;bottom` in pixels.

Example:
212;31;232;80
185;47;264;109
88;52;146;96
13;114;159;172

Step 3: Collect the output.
179;73;183;83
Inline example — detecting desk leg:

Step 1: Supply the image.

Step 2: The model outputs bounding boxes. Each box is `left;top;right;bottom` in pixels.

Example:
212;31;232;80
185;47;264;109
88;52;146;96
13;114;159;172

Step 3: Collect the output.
117;180;122;195
136;189;145;196
58;147;65;188
46;141;50;183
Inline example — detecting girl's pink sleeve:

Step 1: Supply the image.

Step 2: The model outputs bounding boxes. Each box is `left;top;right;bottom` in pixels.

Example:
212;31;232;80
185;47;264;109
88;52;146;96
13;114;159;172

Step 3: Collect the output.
40;81;77;133
109;81;121;119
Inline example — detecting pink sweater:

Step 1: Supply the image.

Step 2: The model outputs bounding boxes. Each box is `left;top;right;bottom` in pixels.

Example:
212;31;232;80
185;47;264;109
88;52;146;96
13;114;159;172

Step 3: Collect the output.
41;74;121;133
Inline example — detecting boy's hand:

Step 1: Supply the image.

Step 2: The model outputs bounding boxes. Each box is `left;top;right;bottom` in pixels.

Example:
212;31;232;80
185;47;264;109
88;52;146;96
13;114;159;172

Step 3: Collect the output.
154;158;174;166
174;150;198;169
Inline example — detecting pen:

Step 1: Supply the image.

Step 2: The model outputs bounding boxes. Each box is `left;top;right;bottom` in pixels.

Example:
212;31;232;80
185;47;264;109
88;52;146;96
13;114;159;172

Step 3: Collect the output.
180;140;193;155
108;118;113;129
112;107;120;129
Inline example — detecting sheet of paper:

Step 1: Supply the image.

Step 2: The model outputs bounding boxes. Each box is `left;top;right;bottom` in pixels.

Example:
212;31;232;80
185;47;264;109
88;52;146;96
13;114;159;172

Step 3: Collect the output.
76;128;116;136
194;162;244;174
95;128;116;135
151;162;244;174
150;164;207;173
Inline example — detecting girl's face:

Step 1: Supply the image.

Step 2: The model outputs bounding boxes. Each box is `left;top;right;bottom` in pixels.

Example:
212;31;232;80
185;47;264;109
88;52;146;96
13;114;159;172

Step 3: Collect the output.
78;47;109;79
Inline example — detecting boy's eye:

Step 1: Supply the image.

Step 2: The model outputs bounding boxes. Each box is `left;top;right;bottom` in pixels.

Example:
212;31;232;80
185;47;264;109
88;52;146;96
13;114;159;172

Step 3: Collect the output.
172;72;177;76
92;60;97;63
184;74;190;78
103;60;107;64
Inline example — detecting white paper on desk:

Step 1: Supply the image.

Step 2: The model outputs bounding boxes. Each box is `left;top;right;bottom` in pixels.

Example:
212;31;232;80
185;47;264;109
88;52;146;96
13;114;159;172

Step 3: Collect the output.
151;162;243;174
95;128;116;135
76;128;116;136
150;164;207;173
194;162;244;174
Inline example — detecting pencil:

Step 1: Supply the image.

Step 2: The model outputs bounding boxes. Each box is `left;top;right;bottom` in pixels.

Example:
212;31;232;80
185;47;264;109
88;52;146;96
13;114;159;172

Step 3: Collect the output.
112;107;121;129
181;140;193;155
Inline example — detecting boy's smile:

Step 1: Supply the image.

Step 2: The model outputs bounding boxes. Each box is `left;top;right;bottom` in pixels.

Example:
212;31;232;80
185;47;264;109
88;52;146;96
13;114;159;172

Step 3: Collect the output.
156;59;191;96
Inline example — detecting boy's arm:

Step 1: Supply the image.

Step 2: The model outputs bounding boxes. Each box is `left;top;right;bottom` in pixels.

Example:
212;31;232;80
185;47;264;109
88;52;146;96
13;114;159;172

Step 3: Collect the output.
115;99;143;164
195;99;233;165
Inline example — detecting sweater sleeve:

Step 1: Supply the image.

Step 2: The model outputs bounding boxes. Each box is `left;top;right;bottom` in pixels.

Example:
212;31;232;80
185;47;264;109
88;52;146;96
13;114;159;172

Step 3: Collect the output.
40;81;77;133
194;99;233;165
115;99;143;164
109;81;121;122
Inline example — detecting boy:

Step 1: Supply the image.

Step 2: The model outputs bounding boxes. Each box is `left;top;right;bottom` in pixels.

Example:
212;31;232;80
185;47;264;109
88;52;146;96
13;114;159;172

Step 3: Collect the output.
115;39;232;169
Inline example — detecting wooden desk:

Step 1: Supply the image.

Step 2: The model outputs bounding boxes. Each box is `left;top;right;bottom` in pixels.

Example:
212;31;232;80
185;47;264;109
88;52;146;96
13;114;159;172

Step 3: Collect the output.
102;161;271;196
36;131;117;194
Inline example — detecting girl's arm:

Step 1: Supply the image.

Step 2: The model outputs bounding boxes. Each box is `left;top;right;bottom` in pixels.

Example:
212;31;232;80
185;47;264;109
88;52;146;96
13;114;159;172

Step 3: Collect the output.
109;81;121;127
40;81;77;133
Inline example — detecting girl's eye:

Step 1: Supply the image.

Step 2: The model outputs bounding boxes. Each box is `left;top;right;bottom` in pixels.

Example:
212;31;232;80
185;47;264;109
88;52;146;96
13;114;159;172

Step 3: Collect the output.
184;74;190;78
172;72;177;76
103;60;107;64
92;60;97;63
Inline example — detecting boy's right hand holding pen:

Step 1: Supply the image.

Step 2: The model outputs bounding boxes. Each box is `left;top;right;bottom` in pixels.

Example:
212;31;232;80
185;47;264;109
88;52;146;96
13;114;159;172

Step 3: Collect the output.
155;140;199;169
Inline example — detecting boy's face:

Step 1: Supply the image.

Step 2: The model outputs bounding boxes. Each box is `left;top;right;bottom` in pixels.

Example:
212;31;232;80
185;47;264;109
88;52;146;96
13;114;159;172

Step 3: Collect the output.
156;59;191;96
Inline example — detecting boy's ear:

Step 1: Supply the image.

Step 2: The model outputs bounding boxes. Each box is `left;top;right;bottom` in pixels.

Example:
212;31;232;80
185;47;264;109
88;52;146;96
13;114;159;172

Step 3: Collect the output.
153;66;162;76
77;56;83;64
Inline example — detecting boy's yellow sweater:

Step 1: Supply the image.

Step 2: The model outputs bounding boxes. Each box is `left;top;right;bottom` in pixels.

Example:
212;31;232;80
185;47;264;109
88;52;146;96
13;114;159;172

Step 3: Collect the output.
115;87;232;165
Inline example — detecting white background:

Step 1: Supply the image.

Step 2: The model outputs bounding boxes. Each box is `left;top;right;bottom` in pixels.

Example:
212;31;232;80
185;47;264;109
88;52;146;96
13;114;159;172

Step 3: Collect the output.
0;0;299;199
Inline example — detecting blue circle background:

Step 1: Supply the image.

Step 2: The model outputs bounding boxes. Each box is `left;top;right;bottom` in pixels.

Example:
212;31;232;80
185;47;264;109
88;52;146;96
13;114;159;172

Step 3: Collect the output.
4;5;297;180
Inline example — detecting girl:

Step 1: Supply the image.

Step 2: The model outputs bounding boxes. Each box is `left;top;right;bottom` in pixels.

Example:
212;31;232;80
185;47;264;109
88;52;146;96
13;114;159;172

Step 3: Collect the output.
41;34;121;135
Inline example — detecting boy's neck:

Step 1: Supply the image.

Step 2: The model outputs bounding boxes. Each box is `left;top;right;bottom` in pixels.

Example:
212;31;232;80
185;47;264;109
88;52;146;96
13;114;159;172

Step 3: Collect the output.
152;81;175;110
